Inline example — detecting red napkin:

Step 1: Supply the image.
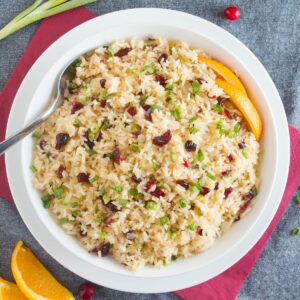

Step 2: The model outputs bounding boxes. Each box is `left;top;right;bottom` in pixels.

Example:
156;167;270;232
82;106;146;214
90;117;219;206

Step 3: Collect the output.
0;7;299;299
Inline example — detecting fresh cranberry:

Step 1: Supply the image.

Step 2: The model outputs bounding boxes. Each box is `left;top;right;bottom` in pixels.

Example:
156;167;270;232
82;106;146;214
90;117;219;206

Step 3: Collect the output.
57;165;65;179
176;180;189;190
77;173;90;183
78;282;95;300
145;178;157;191
224;187;233;199
185;140;197;152
115;47;132;57
153;130;172;147
224;6;241;21
183;159;190;168
150;188;166;198
55;133;69;150
127;106;137;116
200;187;210;196
158;53;168;64
155;74;167;86
71;101;83;114
100;78;106;88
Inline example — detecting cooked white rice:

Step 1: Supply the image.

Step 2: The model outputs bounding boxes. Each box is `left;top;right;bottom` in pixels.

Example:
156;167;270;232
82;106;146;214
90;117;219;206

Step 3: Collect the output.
32;37;260;271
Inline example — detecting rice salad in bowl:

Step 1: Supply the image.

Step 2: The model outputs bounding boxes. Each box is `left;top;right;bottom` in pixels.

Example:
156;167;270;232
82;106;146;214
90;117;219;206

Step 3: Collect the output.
31;37;260;271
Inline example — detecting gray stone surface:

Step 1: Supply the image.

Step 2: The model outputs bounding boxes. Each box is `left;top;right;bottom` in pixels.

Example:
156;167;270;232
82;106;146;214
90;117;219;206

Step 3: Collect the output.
0;1;299;299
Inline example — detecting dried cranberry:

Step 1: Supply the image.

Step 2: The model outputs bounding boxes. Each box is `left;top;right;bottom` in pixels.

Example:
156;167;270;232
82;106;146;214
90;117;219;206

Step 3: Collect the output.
145;178;157;191
99;243;110;256
112;148;122;164
57;165;65;179
214;182;219;190
197;227;203;236
207;94;217;99
155;74;167;86
197;78;207;84
85;138;95;150
78;282;95;300
100;78;106;88
238;142;245;149
96;132;103;142
183;159;190;168
239;200;251;214
132;130;142;138
200;187;210;196
104;215;114;225
222;169;232;176
224;187;233;199
190;202;195;210
39;140;46;150
100;197;119;213
79;230;87;237
153;130;172;147
127;106;137;116
224;108;233;119
55;133;69;150
227;154;235;162
185;140;197;152
176;180;189;190
125;230;135;240
71;101;83;114
150;188;166;198
217;96;227;106
131;174;142;183
115;47;132;58
100;99;107;108
77;173;90;183
158;53;168;64
143;106;152;122
198;106;203;113
243;189;256;202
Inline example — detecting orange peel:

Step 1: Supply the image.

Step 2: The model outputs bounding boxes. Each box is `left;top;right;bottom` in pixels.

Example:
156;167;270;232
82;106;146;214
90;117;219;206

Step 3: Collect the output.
216;78;262;140
11;240;74;300
199;56;248;96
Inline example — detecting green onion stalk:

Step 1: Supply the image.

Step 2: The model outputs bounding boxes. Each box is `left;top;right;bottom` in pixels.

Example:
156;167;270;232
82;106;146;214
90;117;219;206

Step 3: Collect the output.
0;0;97;41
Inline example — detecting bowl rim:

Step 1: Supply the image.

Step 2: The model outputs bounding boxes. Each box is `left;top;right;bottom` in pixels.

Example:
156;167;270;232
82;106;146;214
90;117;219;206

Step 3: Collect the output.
5;8;290;293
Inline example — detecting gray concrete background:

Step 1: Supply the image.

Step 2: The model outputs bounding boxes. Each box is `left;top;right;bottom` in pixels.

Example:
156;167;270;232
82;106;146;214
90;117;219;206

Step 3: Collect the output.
0;1;299;299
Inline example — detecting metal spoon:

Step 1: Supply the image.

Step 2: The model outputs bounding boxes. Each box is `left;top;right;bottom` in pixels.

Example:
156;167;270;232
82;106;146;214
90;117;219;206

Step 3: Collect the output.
0;61;77;156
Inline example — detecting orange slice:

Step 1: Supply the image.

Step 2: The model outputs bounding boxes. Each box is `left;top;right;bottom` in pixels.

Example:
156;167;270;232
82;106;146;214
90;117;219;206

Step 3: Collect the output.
11;241;74;300
0;277;27;300
199;56;248;96
216;78;262;140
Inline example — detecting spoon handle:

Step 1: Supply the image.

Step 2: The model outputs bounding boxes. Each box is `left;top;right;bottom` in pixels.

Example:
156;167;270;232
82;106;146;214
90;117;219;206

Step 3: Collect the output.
0;117;45;156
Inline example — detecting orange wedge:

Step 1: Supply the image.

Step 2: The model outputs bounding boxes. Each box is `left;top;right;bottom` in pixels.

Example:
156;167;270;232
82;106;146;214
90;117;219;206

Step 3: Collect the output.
199;56;248;96
11;241;74;300
0;277;27;300
216;78;262;140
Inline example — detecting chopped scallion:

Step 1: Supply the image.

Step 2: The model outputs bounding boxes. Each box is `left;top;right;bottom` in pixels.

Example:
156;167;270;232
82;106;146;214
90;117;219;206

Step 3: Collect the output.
111;185;123;193
160;216;169;225
32;130;42;138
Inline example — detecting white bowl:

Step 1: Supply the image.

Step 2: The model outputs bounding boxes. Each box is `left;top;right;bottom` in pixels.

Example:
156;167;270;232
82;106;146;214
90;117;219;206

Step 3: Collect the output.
5;8;289;293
